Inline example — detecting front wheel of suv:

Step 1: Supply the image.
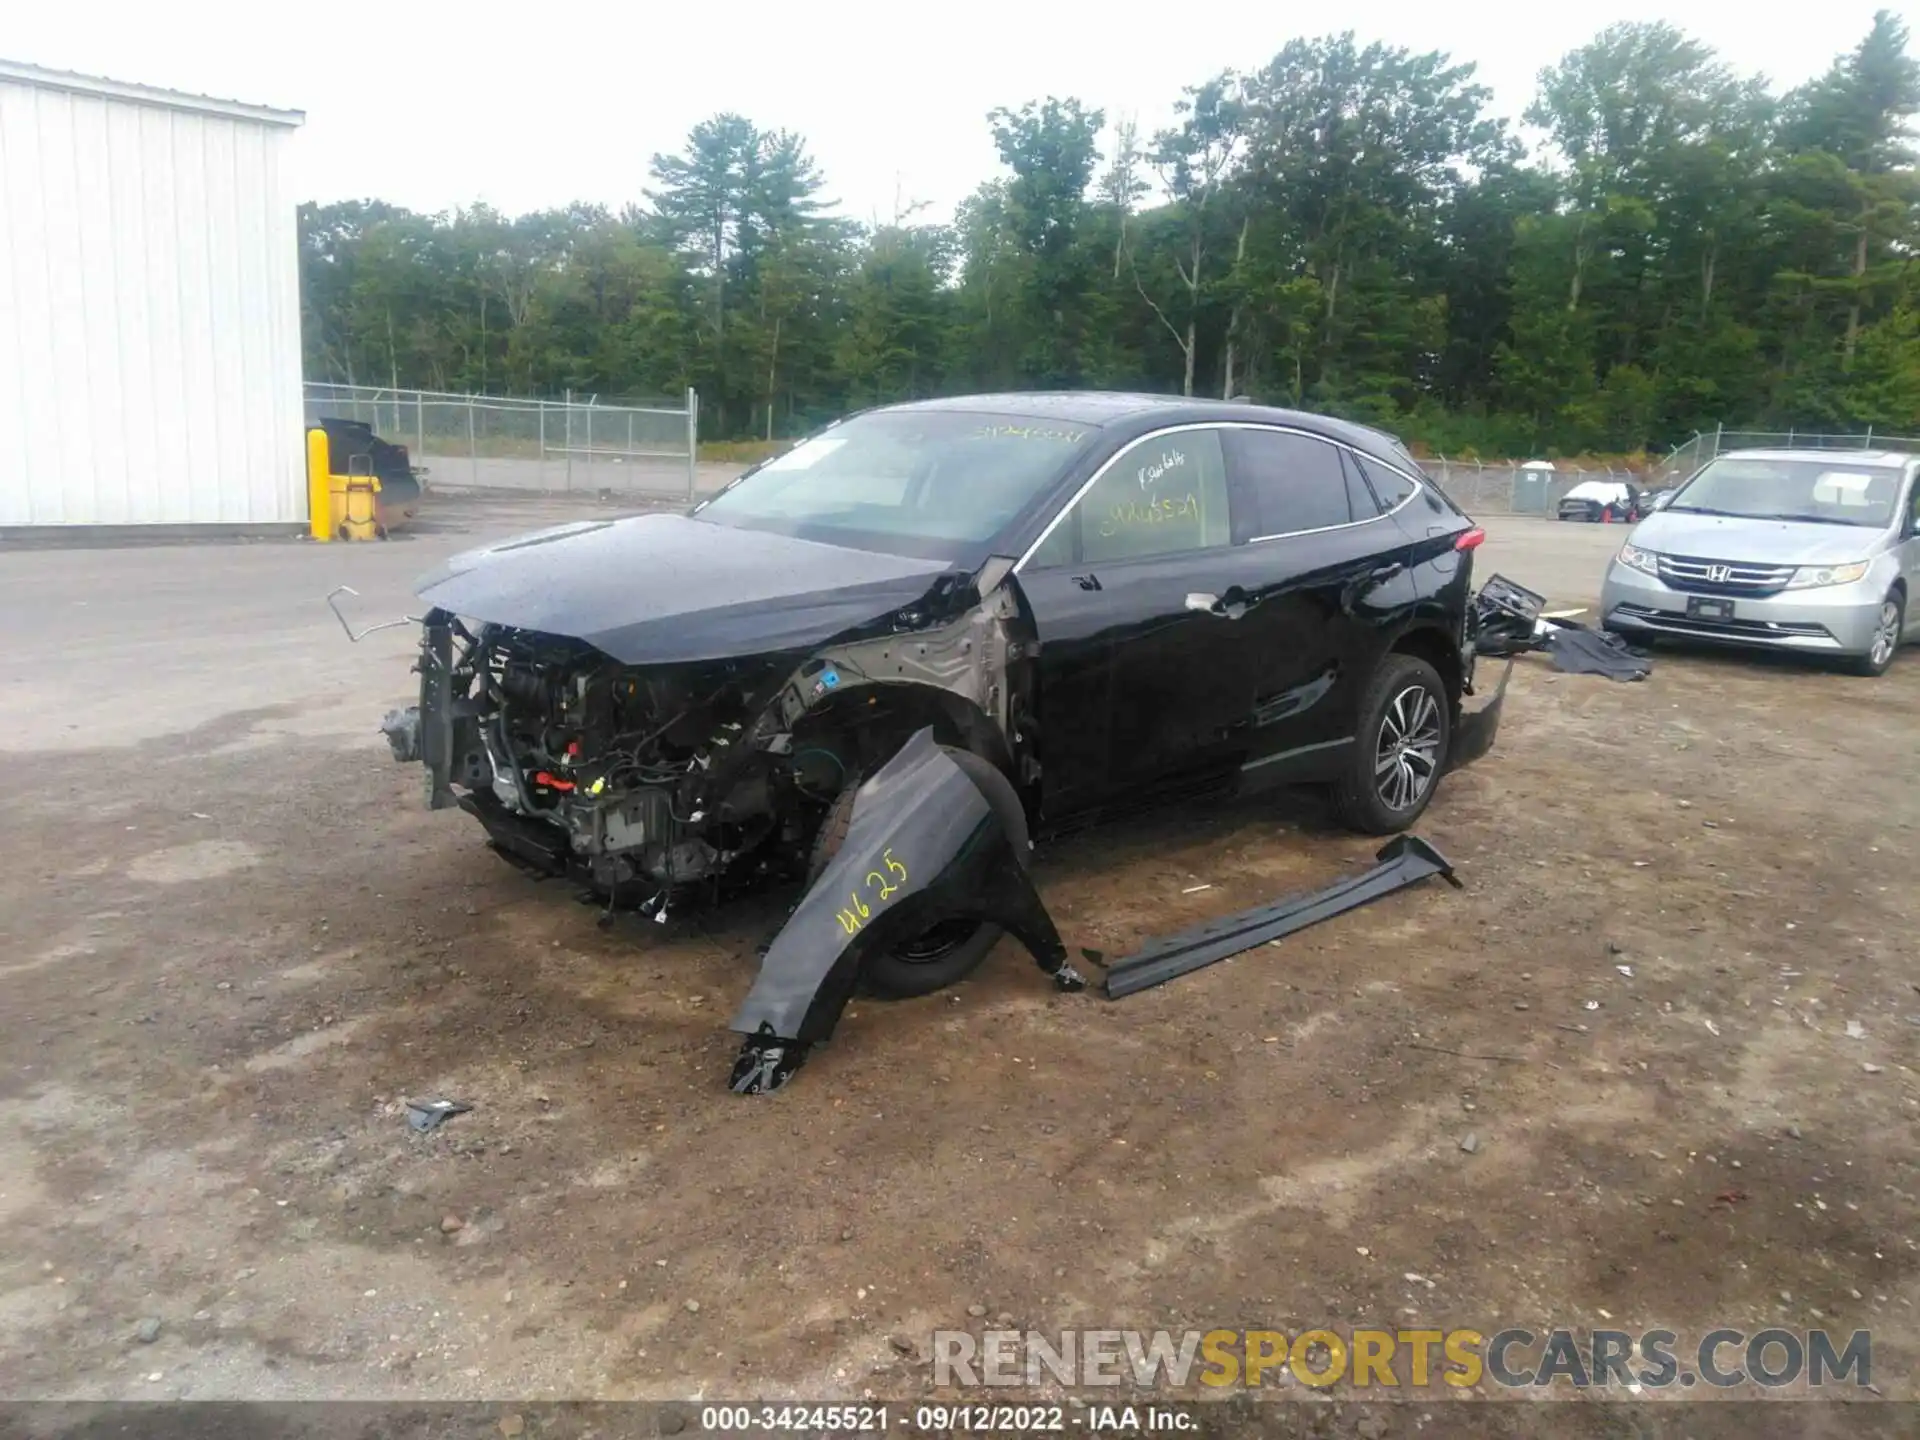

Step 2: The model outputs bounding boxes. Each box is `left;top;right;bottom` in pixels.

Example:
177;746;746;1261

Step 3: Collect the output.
1845;590;1905;677
1331;654;1453;835
807;747;1024;998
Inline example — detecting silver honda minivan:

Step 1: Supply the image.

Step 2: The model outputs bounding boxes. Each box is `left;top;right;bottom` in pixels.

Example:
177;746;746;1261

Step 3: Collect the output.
1599;448;1920;676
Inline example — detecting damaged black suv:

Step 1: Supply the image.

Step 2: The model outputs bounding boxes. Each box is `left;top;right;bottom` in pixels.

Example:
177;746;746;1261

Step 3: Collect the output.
384;393;1506;1087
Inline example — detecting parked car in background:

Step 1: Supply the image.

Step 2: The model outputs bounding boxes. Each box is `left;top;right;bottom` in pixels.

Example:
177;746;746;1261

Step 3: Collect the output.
1599;448;1920;676
1556;478;1649;523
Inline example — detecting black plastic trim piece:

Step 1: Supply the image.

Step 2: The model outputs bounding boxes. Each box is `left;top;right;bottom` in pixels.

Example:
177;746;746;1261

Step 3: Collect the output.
457;793;571;876
1102;834;1462;999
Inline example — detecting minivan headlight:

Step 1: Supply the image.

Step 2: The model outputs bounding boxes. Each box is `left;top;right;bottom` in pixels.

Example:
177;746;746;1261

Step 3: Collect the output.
1785;561;1871;590
1618;542;1660;576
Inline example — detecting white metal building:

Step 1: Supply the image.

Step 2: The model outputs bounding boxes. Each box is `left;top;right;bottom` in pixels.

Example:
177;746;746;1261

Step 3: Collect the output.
0;61;305;531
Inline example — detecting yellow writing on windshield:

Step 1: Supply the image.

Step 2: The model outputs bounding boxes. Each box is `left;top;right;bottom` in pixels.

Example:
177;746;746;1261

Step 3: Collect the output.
974;424;1088;443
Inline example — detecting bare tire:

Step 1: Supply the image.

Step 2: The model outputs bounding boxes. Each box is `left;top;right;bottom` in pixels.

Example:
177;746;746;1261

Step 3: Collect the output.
1331;654;1452;835
1846;591;1904;677
808;749;1026;999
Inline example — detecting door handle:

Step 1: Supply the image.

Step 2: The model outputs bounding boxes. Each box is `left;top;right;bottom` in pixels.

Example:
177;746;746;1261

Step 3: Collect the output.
1185;591;1248;620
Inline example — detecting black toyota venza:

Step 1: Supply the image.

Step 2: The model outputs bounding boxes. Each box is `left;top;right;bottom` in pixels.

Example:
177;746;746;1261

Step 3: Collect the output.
385;393;1505;1005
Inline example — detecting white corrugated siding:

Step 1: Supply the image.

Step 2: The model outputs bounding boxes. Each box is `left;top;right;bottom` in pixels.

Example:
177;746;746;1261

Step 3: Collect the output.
0;73;304;526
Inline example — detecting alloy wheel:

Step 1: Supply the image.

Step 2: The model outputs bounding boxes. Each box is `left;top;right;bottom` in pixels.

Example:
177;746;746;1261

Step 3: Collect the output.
1374;684;1443;812
1870;600;1900;668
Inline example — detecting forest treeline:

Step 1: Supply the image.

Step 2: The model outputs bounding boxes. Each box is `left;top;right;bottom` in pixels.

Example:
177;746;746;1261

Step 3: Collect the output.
299;13;1920;456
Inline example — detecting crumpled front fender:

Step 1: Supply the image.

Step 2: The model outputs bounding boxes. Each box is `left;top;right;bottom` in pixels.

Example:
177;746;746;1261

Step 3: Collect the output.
728;728;1078;1091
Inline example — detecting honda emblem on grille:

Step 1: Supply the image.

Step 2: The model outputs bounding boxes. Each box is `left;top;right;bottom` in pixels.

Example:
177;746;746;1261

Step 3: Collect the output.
1707;565;1733;583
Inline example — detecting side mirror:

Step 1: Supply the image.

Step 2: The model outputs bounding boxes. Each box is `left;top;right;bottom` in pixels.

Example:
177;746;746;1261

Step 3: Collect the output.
1651;492;1673;511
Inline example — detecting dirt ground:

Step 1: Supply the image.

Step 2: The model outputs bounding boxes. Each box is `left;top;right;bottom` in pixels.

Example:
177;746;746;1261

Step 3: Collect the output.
2;497;1917;1432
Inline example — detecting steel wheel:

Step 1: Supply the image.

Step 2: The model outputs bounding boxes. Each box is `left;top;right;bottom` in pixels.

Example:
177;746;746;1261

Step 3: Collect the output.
1374;683;1443;813
895;917;983;963
1870;600;1900;669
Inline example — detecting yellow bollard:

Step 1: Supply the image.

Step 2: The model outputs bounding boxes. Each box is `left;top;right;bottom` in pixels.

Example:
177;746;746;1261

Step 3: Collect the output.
306;427;334;542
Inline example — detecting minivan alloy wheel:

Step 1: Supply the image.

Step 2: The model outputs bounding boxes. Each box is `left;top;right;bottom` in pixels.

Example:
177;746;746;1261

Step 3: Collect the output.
1870;600;1900;668
1375;684;1443;811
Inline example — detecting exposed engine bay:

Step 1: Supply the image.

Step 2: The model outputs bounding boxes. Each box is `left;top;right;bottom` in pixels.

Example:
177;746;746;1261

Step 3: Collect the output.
455;626;800;894
382;564;1026;918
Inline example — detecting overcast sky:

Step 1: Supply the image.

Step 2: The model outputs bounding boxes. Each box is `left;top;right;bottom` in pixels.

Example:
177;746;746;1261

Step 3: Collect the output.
10;0;1918;226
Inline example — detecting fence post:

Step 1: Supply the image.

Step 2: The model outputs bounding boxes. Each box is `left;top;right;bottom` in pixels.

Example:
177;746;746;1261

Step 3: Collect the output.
467;398;478;488
686;387;699;501
416;392;425;466
538;401;547;492
585;404;593;496
1865;425;1874;449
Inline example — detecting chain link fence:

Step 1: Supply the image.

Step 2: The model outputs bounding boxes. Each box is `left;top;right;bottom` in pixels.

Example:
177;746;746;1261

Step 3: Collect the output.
1421;458;1646;516
1656;426;1920;486
1423;426;1920;515
299;390;1916;516
303;384;701;499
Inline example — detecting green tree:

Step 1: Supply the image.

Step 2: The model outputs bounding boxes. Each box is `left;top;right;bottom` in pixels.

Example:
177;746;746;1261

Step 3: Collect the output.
978;98;1108;385
297;19;1920;455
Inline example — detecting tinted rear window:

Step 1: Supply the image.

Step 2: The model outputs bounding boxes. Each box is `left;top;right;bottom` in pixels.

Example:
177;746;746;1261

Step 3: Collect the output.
1223;429;1358;537
1354;455;1419;511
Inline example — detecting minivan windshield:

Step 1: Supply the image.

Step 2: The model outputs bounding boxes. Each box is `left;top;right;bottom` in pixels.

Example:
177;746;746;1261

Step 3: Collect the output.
1669;456;1905;529
694;410;1098;559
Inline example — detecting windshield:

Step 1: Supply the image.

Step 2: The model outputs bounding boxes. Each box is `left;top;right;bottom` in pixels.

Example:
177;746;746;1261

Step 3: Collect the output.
694;410;1098;559
1669;456;1905;528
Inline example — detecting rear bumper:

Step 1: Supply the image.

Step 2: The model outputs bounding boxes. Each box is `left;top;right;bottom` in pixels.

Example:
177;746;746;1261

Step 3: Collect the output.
1599;564;1883;655
1447;656;1511;773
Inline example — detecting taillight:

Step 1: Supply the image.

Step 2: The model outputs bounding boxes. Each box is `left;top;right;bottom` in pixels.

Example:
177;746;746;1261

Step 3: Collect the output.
1454;527;1485;551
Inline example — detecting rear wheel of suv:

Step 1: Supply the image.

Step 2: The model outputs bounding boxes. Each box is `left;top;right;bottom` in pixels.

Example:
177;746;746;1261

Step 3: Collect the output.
1331;654;1452;835
1846;590;1904;678
807;747;1025;998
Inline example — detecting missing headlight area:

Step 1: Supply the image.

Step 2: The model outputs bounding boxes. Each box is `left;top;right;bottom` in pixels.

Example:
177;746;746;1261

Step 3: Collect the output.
441;620;793;896
410;590;1018;909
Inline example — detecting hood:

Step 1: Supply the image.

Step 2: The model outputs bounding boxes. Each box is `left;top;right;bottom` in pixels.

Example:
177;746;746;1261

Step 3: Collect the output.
1628;509;1888;566
414;513;955;664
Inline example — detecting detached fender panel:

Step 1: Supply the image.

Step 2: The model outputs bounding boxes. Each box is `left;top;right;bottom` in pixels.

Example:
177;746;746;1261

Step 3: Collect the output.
730;728;1070;1048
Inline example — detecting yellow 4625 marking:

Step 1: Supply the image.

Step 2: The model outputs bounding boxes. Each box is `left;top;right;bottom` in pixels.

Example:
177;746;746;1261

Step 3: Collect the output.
835;848;910;935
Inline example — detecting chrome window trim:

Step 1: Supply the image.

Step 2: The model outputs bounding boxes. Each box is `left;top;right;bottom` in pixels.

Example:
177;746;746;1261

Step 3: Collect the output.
1013;420;1426;572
